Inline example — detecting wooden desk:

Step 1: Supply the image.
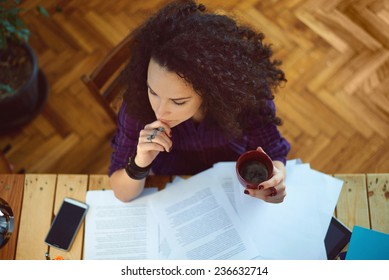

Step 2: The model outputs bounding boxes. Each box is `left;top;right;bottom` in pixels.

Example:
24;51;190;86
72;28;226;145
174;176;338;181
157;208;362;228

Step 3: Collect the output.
1;173;388;260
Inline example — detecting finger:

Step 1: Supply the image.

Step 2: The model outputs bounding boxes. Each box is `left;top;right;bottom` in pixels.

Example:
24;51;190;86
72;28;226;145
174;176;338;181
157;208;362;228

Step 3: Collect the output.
256;147;265;153
245;185;286;200
137;141;165;153
140;133;172;152
142;126;171;140
247;186;276;198
259;171;282;190
265;196;285;204
144;121;172;137
265;183;286;197
244;188;267;200
265;191;286;203
140;128;167;139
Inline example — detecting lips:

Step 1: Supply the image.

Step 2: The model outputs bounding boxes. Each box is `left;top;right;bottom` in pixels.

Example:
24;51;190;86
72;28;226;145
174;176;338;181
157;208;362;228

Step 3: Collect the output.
159;119;173;125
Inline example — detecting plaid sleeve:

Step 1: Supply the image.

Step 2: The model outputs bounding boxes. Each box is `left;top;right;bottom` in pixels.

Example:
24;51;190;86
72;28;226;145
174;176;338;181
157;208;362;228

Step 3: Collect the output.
108;102;143;176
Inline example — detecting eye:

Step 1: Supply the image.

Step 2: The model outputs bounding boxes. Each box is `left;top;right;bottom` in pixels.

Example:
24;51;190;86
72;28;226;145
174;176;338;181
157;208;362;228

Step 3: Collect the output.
173;100;187;106
148;88;157;96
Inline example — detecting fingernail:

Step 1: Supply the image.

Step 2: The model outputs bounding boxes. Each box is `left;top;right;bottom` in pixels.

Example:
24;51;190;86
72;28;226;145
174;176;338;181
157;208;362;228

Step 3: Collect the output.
244;190;249;195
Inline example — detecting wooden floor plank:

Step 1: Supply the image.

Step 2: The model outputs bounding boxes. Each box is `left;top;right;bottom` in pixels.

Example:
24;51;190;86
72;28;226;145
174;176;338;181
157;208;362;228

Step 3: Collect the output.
0;0;388;175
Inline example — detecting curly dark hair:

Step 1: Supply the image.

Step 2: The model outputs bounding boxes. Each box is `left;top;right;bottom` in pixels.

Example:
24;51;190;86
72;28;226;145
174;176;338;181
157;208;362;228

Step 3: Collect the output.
121;0;286;136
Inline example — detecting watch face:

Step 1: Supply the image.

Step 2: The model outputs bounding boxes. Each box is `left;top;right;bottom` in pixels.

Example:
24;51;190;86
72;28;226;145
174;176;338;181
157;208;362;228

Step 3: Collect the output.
0;198;14;249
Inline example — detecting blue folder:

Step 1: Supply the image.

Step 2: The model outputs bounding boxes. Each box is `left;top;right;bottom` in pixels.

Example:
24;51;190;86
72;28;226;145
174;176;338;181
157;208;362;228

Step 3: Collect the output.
346;226;389;260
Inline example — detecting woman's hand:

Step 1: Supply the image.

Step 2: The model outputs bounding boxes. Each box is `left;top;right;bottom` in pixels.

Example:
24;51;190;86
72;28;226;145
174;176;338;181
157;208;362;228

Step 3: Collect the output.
135;120;173;167
244;160;286;203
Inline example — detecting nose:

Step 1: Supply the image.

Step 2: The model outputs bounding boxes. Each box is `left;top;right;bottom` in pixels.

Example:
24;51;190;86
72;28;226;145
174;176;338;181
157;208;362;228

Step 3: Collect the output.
155;100;170;119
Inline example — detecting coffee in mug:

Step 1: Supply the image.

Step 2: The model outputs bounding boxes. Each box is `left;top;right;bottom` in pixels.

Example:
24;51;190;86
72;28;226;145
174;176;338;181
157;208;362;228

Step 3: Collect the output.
236;147;273;189
239;160;269;184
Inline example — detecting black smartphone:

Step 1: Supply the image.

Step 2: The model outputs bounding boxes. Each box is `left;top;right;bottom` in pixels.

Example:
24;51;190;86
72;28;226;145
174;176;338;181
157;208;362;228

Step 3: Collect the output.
44;198;89;251
324;216;352;260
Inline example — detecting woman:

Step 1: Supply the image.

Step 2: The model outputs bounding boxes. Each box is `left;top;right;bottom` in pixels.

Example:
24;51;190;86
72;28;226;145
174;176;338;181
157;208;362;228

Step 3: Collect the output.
109;0;290;203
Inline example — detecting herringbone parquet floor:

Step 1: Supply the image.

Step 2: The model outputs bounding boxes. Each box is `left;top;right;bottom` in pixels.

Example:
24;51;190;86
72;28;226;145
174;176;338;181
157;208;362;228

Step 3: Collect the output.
1;0;388;174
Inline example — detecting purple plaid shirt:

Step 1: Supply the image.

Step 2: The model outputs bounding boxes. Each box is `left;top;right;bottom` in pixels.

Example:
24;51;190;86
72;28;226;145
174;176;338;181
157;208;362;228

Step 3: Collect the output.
108;102;290;176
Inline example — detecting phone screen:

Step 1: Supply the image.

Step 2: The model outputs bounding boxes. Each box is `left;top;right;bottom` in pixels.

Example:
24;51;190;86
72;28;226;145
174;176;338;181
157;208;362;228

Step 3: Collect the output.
45;198;88;251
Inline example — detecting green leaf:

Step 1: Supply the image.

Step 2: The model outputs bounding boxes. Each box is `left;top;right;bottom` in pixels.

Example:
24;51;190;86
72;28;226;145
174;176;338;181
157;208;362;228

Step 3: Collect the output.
0;0;60;47
0;84;15;94
36;5;49;17
16;28;30;42
13;16;26;29
3;20;16;33
6;7;22;17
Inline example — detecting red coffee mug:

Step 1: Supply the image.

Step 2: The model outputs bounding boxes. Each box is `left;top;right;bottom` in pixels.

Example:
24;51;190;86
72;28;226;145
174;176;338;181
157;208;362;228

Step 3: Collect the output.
236;147;274;189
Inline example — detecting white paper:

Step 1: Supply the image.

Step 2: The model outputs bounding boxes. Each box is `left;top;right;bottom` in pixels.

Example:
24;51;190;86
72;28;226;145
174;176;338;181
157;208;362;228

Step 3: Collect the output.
227;162;322;259
149;169;261;260
164;176;186;189
158;233;171;259
213;162;240;211
84;189;159;259
82;159;343;260
224;160;343;259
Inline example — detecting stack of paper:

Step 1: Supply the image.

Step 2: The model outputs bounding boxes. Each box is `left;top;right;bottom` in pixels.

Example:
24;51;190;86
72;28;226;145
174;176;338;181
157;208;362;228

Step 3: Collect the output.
84;188;159;259
149;168;261;260
84;159;343;260
231;160;343;259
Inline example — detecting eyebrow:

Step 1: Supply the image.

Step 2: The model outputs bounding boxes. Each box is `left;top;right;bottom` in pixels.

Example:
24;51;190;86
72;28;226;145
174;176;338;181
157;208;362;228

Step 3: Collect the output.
147;82;192;101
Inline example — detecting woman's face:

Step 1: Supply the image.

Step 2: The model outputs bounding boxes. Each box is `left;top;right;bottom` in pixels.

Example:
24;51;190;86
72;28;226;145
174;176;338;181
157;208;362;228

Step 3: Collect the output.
147;58;203;128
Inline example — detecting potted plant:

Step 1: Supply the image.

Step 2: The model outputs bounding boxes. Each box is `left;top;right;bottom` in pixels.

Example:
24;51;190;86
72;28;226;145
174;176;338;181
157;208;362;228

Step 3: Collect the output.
0;0;51;132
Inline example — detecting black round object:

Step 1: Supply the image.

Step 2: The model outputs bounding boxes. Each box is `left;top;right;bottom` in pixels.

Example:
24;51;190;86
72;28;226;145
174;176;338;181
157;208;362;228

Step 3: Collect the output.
0;43;48;132
0;198;14;249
